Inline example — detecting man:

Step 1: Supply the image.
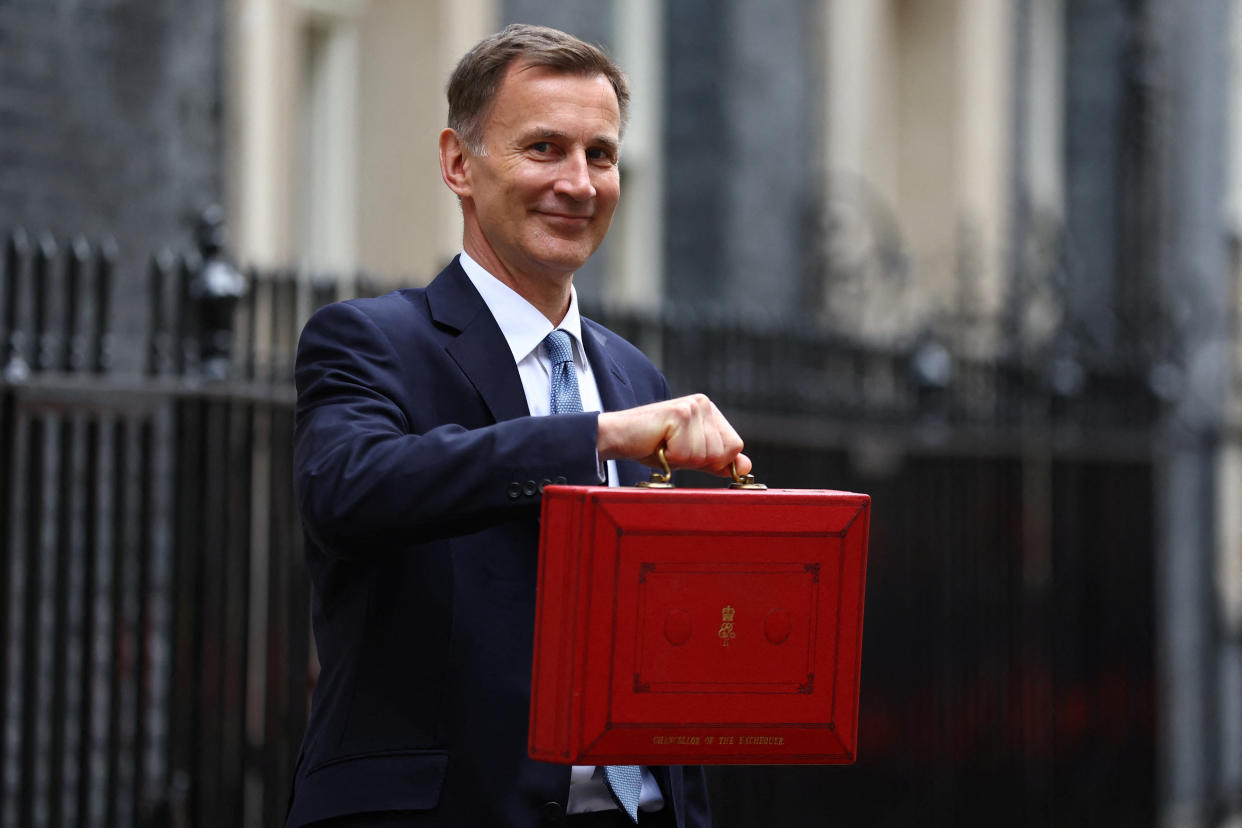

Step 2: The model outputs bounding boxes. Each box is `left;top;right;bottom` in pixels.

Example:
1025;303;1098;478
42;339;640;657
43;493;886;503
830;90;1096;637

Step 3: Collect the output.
287;24;747;828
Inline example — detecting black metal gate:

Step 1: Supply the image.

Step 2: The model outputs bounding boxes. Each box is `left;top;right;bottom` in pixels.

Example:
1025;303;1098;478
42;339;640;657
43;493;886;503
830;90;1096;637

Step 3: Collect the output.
0;231;311;828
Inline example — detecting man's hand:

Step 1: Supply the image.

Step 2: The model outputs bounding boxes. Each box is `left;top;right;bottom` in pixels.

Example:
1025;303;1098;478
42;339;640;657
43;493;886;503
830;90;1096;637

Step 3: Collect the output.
597;394;750;478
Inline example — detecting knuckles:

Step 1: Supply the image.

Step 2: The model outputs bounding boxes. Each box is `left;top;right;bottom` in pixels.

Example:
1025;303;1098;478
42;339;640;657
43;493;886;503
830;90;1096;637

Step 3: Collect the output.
666;393;711;424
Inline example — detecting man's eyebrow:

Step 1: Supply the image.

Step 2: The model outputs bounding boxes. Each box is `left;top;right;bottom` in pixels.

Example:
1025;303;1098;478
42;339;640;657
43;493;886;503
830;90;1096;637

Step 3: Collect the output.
520;127;567;143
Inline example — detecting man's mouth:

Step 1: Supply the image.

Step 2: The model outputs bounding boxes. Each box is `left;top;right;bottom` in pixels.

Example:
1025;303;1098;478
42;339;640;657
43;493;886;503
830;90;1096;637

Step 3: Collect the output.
540;210;593;221
539;211;594;230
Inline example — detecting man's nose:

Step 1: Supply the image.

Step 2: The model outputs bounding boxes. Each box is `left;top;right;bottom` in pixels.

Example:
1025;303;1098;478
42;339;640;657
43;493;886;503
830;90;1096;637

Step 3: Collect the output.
553;151;596;201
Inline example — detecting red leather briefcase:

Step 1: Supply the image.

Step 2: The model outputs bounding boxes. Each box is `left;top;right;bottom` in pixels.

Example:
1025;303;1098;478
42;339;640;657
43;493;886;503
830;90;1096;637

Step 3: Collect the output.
529;476;870;765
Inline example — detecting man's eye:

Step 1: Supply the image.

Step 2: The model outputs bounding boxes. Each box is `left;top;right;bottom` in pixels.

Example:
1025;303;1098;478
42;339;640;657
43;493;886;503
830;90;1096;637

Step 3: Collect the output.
530;142;552;153
587;148;616;164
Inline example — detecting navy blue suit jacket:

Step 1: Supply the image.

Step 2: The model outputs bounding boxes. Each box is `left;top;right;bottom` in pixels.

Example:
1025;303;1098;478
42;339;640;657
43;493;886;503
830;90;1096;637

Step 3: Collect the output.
287;258;712;827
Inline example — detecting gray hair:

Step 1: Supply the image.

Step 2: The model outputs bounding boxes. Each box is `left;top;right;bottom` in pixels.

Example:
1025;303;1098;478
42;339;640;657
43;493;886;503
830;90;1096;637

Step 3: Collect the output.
447;23;630;153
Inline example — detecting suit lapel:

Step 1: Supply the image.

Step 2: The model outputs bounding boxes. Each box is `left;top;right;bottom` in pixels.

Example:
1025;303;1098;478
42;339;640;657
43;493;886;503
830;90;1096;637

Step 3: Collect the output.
581;318;637;414
426;258;530;423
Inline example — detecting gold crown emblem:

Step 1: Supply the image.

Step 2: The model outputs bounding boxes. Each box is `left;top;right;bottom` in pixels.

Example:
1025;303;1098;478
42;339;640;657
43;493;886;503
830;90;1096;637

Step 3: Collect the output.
721;605;735;622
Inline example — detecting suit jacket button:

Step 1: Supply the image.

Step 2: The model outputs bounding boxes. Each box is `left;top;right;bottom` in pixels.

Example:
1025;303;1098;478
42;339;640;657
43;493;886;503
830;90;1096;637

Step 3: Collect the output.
507;481;522;499
539;478;552;492
523;480;538;497
554;476;567;485
539;801;564;824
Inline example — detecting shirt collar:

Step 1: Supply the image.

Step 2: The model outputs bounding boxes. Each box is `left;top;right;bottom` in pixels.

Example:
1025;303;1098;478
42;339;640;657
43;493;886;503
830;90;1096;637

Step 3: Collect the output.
459;250;586;366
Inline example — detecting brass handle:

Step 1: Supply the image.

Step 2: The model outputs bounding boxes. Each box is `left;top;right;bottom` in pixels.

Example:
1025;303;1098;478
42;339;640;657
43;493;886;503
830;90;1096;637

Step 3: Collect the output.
730;460;767;490
634;447;767;489
636;446;675;488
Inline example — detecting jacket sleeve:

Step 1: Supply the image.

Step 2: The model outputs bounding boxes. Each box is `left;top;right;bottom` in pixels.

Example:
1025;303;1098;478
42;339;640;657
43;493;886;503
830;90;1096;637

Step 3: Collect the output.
293;299;601;555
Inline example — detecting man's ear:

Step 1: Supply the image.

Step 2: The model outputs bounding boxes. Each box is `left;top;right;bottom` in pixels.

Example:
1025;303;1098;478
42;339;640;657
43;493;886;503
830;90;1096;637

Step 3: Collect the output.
439;128;472;198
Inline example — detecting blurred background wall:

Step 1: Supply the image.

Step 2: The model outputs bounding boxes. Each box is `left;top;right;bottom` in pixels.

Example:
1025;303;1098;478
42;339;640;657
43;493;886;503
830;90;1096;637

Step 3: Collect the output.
0;0;224;372
2;0;1241;826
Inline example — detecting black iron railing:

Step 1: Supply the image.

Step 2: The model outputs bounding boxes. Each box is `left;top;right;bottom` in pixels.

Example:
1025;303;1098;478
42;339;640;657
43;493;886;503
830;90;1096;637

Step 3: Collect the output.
0;224;1161;827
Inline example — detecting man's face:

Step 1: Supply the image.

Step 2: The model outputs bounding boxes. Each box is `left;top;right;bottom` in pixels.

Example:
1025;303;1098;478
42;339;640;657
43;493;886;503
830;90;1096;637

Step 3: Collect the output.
460;63;621;290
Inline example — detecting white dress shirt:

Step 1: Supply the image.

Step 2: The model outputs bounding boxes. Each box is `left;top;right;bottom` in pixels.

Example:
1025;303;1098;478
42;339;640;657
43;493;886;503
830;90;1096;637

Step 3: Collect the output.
458;251;665;815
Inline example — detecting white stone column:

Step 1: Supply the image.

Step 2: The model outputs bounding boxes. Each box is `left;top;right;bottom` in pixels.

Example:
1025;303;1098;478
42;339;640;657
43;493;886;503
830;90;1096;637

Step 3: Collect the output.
953;0;1013;350
227;0;297;269
608;0;664;310
295;1;365;278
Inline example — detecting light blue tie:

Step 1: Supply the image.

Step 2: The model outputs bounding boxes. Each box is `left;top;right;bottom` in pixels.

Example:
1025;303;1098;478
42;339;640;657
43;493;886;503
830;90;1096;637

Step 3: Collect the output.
603;764;643;823
543;330;583;415
543;330;643;822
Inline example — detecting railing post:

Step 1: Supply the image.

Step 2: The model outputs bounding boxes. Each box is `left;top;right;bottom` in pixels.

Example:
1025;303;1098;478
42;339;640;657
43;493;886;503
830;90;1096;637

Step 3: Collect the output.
32;233;56;374
64;236;90;373
91;237;117;375
4;228;30;381
191;206;246;381
147;251;177;378
909;333;954;428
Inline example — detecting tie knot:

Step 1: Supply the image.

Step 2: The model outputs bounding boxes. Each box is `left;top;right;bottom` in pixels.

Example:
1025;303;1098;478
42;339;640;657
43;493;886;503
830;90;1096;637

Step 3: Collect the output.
543;329;575;367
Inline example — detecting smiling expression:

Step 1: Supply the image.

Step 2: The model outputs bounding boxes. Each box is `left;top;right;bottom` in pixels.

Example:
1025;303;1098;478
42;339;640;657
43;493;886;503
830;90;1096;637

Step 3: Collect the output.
443;62;622;317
